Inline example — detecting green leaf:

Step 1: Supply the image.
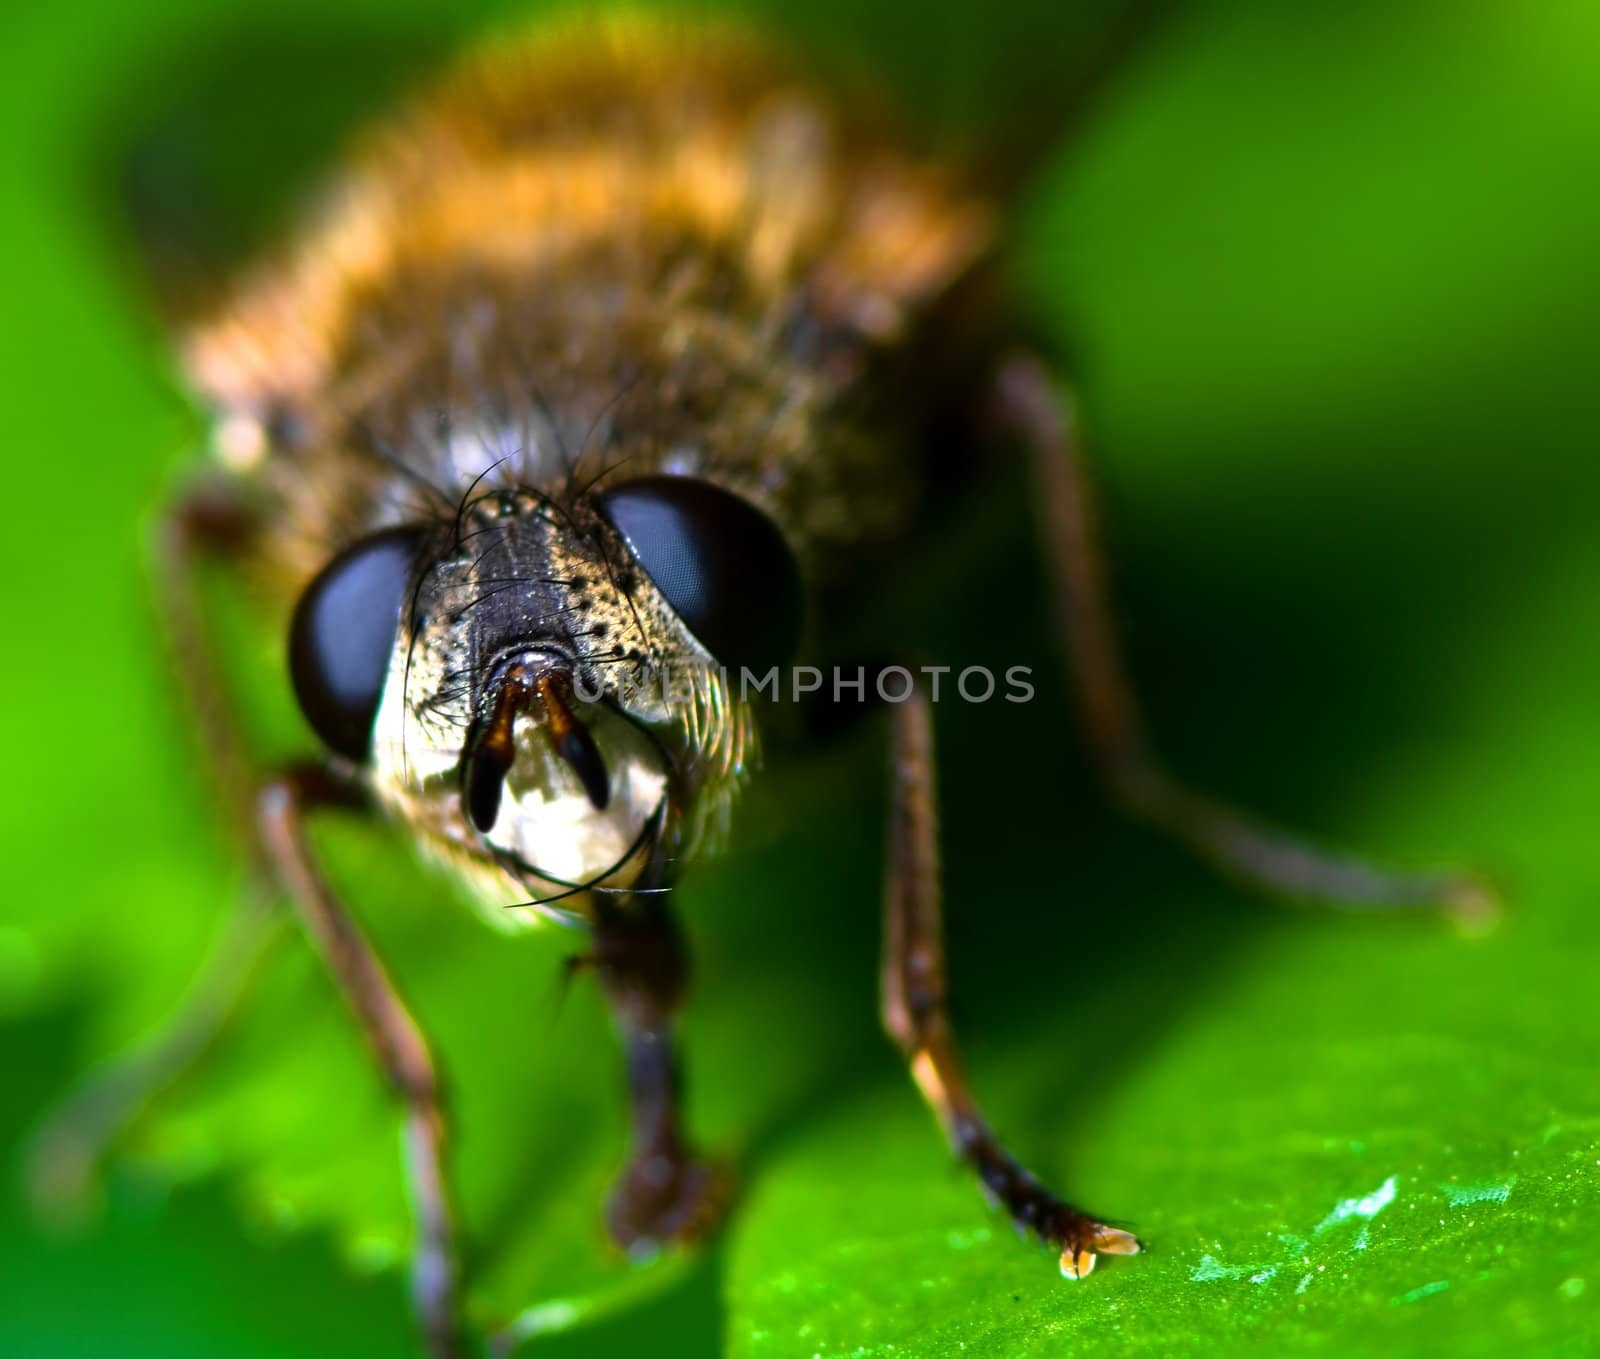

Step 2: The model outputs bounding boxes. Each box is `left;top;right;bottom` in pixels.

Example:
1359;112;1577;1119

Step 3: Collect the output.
3;1;1599;1356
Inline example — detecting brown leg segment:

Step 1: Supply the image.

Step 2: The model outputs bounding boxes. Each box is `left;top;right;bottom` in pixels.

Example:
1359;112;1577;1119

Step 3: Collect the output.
882;687;1140;1278
996;353;1495;925
156;474;267;853
258;767;463;1359
588;894;725;1257
29;477;279;1217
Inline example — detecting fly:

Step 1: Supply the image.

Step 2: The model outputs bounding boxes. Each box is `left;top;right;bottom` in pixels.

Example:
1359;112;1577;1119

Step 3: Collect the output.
34;12;1493;1357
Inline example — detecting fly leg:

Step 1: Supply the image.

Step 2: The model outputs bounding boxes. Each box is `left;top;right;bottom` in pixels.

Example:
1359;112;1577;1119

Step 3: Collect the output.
159;474;268;847
882;685;1140;1277
589;893;727;1256
995;352;1495;924
29;476;283;1216
258;766;464;1359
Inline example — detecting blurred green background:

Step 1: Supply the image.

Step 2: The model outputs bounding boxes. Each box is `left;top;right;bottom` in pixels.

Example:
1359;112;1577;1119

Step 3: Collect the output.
2;1;1598;1355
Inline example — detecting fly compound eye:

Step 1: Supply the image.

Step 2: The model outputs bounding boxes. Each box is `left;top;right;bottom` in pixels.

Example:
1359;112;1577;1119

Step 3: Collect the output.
288;527;425;760
596;475;803;671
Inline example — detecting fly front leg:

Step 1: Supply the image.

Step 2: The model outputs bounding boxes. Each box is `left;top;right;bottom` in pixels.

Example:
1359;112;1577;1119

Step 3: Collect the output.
995;352;1495;925
589;893;726;1256
258;766;464;1359
29;476;281;1217
882;687;1140;1278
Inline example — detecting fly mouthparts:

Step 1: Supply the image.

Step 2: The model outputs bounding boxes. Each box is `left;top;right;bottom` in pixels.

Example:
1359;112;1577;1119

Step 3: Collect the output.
461;654;611;835
464;732;514;834
536;671;612;813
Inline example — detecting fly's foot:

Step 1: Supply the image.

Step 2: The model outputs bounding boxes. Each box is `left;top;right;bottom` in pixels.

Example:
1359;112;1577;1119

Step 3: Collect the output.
991;1164;1142;1279
605;1151;730;1259
1046;1211;1143;1280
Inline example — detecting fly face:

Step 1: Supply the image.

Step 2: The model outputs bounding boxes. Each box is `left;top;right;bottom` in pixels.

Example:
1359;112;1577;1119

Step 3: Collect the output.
289;474;801;918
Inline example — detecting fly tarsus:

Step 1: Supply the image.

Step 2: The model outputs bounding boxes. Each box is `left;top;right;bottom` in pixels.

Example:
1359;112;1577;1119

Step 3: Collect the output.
963;1126;1143;1278
606;1144;731;1258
